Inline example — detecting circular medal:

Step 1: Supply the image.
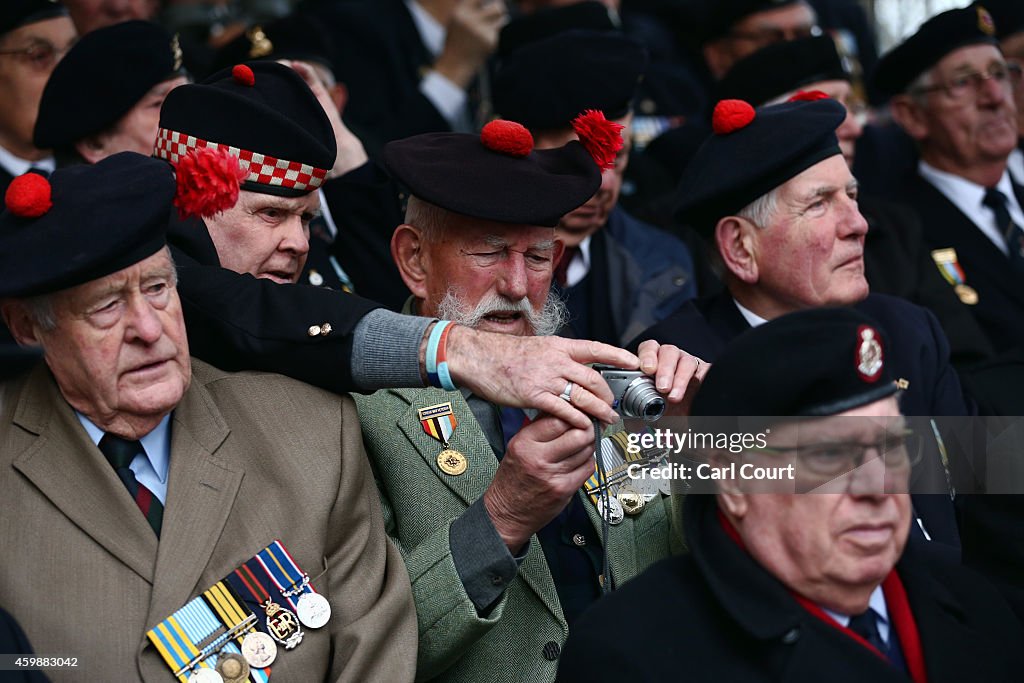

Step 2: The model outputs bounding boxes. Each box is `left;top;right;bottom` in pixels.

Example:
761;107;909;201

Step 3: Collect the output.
596;496;624;525
954;284;978;305
215;653;250;683
297;592;332;629
241;631;278;668
188;668;223;683
436;449;467;476
308;270;324;287
617;490;646;516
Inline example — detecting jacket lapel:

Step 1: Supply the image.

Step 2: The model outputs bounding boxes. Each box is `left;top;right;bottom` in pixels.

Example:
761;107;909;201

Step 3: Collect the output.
11;365;158;582
145;374;242;628
390;388;566;625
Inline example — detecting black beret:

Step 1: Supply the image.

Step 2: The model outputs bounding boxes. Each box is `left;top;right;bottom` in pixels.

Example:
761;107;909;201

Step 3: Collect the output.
0;0;65;37
692;307;898;417
493;30;647;131
383;122;601;227
0;153;175;298
715;35;850;106
156;61;335;197
210;12;338;78
874;5;1000;97
497;1;618;58
675;98;844;231
34;21;185;150
983;0;1024;39
699;0;804;44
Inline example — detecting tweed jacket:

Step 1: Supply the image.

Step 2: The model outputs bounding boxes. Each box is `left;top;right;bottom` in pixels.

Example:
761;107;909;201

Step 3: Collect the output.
0;360;417;683
355;387;681;683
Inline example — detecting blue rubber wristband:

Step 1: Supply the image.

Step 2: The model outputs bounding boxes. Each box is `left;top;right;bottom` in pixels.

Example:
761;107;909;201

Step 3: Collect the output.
425;320;451;387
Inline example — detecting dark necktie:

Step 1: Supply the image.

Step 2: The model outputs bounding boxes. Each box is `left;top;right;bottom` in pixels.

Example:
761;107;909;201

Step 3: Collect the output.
848;608;888;659
982;187;1024;273
554;246;580;288
98;433;163;536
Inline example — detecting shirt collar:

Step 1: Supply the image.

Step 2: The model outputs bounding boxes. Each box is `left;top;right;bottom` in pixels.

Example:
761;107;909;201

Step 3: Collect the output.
732;298;769;328
405;0;446;58
0;144;55;179
76;412;172;485
821;584;889;631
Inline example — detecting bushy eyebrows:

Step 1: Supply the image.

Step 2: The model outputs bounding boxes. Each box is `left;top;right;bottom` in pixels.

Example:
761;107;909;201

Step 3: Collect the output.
796;178;859;203
480;235;557;251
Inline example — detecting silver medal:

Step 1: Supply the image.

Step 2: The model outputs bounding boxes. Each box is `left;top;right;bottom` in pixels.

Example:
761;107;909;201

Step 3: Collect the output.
187;668;223;683
596;496;624;525
241;631;278;668
296;592;332;629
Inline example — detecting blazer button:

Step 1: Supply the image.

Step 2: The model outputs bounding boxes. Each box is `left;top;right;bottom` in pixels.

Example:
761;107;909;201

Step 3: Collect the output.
782;627;800;644
572;533;586;547
542;641;561;661
490;574;503;586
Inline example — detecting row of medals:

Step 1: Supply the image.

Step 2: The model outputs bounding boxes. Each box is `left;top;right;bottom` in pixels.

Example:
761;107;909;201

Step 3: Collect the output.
188;588;332;683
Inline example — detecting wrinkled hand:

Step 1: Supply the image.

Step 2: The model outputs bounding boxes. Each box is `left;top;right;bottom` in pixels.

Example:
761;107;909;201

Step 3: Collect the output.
433;0;507;88
636;339;709;416
484;414;596;553
282;59;368;178
446;326;639;428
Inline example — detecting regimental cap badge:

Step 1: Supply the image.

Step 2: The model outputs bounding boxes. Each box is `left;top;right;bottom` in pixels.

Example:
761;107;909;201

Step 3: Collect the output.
856;325;883;382
977;6;996;36
171;33;183;72
247;25;274;59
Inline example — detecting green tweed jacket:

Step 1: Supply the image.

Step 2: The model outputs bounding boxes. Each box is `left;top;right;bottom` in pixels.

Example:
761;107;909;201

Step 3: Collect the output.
355;387;683;683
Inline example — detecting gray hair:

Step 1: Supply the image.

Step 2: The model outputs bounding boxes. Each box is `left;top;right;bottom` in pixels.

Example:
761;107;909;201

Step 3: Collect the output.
405;196;449;240
736;186;781;229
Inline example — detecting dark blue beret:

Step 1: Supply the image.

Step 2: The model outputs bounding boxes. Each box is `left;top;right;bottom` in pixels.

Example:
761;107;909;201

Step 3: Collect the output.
0;153;175;297
698;0;804;44
692;307;898;417
211;12;338;79
0;0;65;37
715;35;850;106
156;61;335;197
497;1;617;58
34;21;185;150
675;98;844;231
493;30;647;131
874;5;1000;96
983;0;1024;39
383;127;601;227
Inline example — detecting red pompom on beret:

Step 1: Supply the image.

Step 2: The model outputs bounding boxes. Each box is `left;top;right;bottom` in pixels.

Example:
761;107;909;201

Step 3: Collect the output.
712;100;756;135
5;173;52;218
232;64;255;86
481;120;534;157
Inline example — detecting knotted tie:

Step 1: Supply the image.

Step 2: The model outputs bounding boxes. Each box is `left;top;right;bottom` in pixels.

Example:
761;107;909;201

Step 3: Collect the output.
848;608;888;659
98;433;163;536
982;187;1024;273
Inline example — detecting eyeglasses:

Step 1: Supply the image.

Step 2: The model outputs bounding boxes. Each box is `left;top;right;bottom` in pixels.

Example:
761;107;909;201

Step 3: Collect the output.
755;429;923;480
726;24;821;49
910;62;1023;102
0;40;71;72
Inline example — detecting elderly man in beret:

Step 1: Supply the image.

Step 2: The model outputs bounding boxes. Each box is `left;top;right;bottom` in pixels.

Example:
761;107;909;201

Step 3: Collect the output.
33;20;188;165
632;98;971;546
559;307;1024;682
0;1;75;194
716;35;995;367
878;5;1024;353
0;153;416;682
149;59;640;434
493;29;697;347
355;117;701;683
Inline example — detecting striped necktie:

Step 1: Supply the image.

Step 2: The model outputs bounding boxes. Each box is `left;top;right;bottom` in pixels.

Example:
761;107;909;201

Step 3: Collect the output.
982;187;1024;273
98;433;163;536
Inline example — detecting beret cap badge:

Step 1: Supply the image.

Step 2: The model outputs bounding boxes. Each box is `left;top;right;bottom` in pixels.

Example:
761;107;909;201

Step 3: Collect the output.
856;326;884;383
977;5;996;36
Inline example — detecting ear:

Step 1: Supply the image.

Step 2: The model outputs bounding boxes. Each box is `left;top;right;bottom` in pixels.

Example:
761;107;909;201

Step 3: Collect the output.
550;239;565;274
888;94;930;142
73;135;109;165
715;216;759;284
391;224;429;299
330;82;348;115
1;300;42;347
711;453;748;517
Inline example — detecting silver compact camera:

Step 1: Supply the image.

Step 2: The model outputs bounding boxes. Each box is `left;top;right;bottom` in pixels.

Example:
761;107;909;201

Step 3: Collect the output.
594;364;665;422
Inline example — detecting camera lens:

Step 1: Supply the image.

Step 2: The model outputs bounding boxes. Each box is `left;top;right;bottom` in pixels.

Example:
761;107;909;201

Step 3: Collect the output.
621;377;666;422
